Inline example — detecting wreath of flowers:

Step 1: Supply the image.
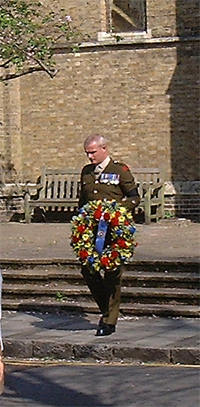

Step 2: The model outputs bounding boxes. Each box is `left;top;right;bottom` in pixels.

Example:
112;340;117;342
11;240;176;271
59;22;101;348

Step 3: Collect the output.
71;200;137;273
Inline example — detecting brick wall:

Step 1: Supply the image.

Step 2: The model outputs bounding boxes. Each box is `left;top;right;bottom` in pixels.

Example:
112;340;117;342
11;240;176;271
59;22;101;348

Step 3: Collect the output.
16;40;199;184
164;195;200;218
148;0;199;37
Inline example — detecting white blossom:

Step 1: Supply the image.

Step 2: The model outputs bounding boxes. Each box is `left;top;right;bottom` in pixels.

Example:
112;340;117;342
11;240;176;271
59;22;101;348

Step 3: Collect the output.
65;15;72;22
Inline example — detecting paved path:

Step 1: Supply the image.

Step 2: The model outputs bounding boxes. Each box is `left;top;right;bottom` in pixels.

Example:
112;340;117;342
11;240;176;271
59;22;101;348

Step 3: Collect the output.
2;311;200;365
0;219;199;261
1;364;200;407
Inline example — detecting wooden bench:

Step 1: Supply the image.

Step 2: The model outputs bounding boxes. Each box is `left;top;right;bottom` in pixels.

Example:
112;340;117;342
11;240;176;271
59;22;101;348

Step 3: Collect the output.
24;167;80;223
24;167;165;224
132;168;165;224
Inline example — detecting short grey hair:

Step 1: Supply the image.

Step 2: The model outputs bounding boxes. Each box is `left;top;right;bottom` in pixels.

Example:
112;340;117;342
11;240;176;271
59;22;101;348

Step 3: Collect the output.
84;134;108;149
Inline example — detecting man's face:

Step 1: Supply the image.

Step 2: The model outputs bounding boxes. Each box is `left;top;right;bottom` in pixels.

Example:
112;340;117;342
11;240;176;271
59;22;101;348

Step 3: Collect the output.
85;141;108;165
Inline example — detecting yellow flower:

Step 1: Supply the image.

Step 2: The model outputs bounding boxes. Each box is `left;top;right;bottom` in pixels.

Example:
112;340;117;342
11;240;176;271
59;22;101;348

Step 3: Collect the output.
119;207;126;214
82;233;90;241
126;242;132;247
84;242;91;248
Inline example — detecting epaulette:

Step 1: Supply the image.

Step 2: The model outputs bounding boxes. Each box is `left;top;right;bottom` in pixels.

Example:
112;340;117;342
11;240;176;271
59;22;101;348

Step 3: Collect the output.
114;161;130;171
82;163;94;173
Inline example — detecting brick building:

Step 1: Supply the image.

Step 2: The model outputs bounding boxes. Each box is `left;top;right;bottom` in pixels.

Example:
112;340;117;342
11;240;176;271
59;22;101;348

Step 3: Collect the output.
0;0;199;219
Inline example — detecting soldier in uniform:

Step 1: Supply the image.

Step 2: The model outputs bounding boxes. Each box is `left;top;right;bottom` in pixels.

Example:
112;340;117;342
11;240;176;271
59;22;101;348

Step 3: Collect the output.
79;134;140;336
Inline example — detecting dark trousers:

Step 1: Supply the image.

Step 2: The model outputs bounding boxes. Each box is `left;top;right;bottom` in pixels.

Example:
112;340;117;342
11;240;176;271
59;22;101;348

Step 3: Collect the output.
81;266;122;326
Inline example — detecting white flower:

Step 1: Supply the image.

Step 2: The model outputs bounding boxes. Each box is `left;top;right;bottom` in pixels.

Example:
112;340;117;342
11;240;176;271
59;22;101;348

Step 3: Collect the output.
65;15;72;22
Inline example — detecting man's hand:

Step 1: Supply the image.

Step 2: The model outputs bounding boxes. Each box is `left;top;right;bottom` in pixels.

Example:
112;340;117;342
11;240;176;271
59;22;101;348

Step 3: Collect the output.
0;355;4;395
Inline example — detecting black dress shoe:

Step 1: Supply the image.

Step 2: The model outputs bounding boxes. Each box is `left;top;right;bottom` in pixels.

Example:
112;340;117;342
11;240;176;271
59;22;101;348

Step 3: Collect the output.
95;323;116;336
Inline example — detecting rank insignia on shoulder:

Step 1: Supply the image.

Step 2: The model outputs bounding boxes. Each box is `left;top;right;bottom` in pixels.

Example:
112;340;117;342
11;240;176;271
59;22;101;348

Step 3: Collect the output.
122;164;130;171
100;173;120;185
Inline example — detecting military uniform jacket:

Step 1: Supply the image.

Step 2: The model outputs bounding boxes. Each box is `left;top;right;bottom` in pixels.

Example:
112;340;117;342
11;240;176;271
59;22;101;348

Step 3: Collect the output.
78;158;140;212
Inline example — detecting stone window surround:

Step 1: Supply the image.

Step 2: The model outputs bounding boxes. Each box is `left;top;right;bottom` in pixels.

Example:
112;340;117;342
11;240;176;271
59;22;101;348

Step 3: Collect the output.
97;29;151;42
98;0;150;42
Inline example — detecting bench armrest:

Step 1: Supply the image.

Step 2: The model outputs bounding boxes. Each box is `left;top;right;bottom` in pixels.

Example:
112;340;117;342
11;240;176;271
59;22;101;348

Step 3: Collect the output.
142;182;163;191
23;183;43;196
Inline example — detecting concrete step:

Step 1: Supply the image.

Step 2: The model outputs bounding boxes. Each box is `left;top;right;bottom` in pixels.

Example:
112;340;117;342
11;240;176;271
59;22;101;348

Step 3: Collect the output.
1;258;199;317
123;272;199;288
2;283;200;305
2;268;199;288
1;258;199;273
2;298;200;317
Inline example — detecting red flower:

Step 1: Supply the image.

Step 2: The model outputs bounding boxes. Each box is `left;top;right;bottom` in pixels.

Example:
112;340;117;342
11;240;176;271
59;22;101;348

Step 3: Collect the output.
117;238;127;249
77;225;86;234
111;250;119;259
79;249;89;260
124;220;130;226
72;236;79;243
94;208;102;220
100;256;110;267
104;212;110;221
115;211;121;217
111;243;117;248
111;217;119;227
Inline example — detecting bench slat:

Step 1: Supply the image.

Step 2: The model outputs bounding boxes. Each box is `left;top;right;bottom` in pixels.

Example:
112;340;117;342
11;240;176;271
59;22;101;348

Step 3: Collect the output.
59;177;65;199
52;174;59;199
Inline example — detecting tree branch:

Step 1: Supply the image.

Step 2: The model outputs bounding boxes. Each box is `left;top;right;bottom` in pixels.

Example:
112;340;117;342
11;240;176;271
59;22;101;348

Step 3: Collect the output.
0;66;45;81
0;2;80;81
0;59;13;68
7;42;58;79
29;55;58;78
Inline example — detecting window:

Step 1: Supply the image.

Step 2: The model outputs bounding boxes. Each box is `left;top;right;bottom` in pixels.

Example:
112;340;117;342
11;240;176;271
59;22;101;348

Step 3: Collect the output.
111;0;146;32
99;0;149;41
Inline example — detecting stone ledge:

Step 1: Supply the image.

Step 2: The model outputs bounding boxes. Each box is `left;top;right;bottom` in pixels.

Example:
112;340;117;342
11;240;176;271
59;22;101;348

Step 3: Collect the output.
54;35;200;51
171;348;200;365
3;340;200;366
113;346;170;364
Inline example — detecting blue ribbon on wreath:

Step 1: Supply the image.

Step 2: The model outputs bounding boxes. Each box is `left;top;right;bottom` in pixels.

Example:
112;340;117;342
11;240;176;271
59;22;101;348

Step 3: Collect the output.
95;216;108;254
